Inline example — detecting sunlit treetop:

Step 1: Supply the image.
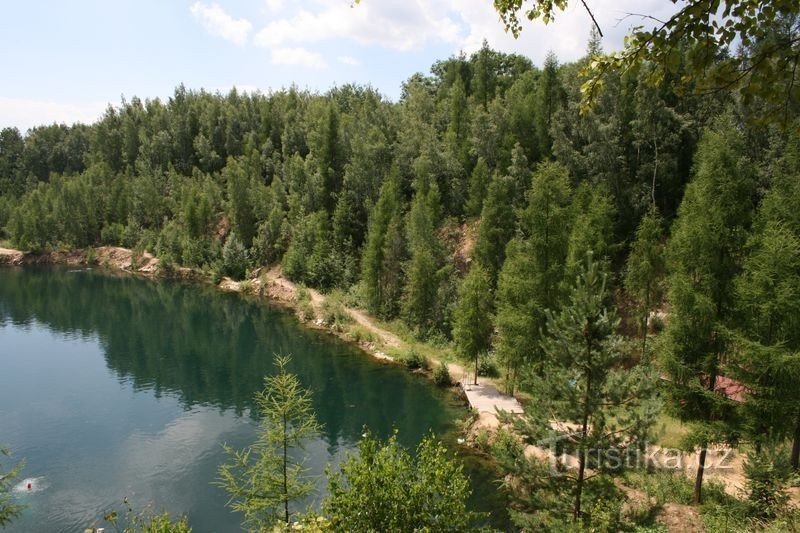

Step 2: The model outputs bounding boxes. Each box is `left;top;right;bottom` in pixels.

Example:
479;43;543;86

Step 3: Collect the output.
493;0;800;122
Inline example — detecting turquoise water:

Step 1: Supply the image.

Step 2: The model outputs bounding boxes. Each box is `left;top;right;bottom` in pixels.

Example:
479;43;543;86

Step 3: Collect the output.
0;266;506;532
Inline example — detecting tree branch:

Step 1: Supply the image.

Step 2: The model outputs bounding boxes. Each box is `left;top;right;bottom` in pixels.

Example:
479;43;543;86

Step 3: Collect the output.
579;0;603;37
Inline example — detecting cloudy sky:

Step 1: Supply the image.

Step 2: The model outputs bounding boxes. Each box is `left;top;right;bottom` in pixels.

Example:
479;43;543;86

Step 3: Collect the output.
1;0;676;132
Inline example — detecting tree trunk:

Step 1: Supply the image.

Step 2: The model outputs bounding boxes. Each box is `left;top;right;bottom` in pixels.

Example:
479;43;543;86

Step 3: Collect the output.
792;411;800;470
694;447;707;505
474;354;479;386
574;340;593;522
283;413;289;524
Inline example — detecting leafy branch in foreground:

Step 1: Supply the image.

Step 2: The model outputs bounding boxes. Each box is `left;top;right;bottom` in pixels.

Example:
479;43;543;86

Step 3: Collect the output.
323;429;480;532
493;0;800;120
0;447;23;529
217;355;321;530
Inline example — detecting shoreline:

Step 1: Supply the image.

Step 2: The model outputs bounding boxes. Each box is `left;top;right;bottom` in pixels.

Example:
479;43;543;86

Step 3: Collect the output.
0;246;517;433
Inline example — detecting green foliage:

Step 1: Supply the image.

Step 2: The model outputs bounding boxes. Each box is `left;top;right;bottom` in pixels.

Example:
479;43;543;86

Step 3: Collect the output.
102;502;192;533
493;1;800;123
319;291;353;331
473;173;516;284
0;448;23;529
432;362;452;387
661;116;756;502
624;208;666;356
505;253;659;522
217;355;322;529
743;449;790;520
401;349;429;371
453;264;493;384
222;232;248;280
323;429;478;532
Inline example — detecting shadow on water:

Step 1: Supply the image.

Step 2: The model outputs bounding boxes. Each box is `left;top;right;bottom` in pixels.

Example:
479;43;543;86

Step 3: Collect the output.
0;266;510;531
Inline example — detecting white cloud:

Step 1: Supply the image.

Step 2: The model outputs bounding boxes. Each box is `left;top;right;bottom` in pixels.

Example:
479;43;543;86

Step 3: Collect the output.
254;0;462;52
337;55;361;67
190;2;252;47
271;47;328;70
0;97;107;133
446;0;680;65
265;0;285;13
253;0;679;67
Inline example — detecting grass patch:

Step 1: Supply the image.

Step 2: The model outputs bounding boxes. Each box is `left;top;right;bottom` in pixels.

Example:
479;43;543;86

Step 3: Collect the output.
295;286;315;321
652;413;690;449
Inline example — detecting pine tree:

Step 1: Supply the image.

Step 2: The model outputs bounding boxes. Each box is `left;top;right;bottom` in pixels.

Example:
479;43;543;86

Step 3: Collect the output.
402;177;443;335
453;264;493;385
624;208;666;357
505;252;658;523
217;355;321;529
564;183;615;286
465;157;490;217
225;157;256;247
534;51;565;160
473;173;516;285
495;238;539;395
361;172;404;317
735;203;800;467
661;118;756;504
519;160;572;310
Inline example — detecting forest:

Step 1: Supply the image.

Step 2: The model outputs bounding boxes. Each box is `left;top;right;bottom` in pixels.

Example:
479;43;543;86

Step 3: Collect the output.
1;3;800;529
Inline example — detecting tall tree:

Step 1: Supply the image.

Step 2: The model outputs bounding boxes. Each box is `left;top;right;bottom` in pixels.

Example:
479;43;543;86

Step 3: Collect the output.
453;264;494;385
661;118;756;504
534;52;565;159
473;173;516;285
504;252;658;523
217;355;321;529
624;208;666;357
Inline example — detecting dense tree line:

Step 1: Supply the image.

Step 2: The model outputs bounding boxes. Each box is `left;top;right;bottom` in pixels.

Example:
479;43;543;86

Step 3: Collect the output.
2;20;800;528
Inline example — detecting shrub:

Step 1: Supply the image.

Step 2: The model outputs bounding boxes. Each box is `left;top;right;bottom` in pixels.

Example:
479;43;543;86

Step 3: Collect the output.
478;353;500;377
432;363;452;387
402;349;429;370
222;232;248;280
320;292;353;331
744;450;790;519
100;222;125;245
349;326;376;345
296;287;315;322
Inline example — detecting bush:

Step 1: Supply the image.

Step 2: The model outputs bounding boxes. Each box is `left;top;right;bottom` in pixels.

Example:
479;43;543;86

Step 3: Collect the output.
320;292;353;331
402;349;429;370
432;363;452;387
296;287;315;321
222;232;248;280
478;353;500;378
744;450;790;519
349;326;376;344
100;222;125;245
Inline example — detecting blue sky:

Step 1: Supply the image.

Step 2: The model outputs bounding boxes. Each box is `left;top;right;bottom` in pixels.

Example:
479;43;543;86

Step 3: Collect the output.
0;0;675;132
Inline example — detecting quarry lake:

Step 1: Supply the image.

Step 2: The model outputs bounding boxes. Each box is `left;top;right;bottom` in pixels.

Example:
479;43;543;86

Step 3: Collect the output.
0;266;506;532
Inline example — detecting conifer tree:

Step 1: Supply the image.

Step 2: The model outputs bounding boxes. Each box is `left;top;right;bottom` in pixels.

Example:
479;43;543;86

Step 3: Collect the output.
735;173;800;468
661;118;756;504
505;252;658;523
453;264;493;385
519;160;572;310
495;238;539;395
564;183;615;286
217;355;321;529
465;157;490;217
474;173;516;285
361;172;403;316
624;208;666;356
534;51;565;160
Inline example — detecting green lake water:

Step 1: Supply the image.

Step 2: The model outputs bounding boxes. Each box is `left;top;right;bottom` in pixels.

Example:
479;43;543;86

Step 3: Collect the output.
0;266;507;532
